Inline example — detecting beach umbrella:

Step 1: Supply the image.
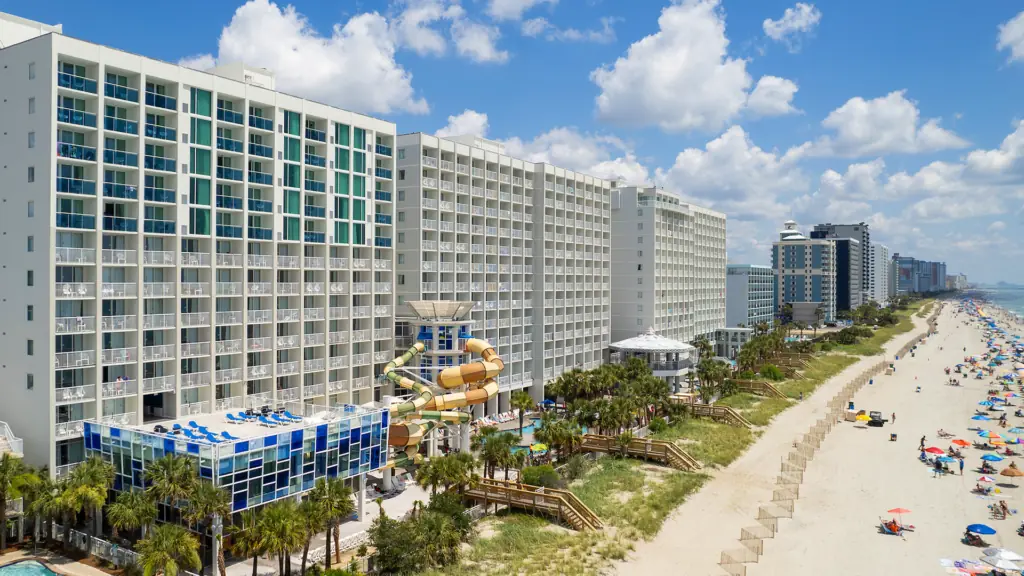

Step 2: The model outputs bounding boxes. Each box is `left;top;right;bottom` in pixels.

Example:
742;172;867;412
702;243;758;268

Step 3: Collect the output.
973;415;991;421
979;475;996;482
980;401;995;406
887;507;911;525
992;406;1007;411
968;524;998;535
938;456;957;463
981;556;1021;571
983;548;1024;561
926;447;946;454
856;413;871;422
980;431;1003;439
982;454;1005;461
953;439;971;447
1009;428;1024;434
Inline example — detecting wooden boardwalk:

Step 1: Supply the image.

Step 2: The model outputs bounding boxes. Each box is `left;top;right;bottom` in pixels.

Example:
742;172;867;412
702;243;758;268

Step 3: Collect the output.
580;434;702;471
462;478;604;531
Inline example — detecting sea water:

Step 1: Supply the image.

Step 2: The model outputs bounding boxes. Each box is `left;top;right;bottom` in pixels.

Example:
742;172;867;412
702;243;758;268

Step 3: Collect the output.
979;285;1024;318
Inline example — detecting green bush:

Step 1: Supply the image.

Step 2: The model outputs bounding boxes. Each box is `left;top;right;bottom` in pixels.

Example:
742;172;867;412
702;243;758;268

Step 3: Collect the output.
560;454;594;481
648;418;669;434
819;341;835;352
759;364;784;381
427;491;472;537
521;464;562;488
737;370;757;380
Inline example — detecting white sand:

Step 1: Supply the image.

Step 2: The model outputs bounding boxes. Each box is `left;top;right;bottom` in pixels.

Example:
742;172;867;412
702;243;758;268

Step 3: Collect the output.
616;309;937;576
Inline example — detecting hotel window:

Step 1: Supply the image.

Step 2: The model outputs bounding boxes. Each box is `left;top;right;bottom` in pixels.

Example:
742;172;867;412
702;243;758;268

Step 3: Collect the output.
28;62;35;79
26;306;33;321
27;340;33;356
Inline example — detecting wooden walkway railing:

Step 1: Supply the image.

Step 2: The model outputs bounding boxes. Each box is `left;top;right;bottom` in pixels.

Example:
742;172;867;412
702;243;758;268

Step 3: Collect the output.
462;478;604;531
580;434;702;471
731;380;788;399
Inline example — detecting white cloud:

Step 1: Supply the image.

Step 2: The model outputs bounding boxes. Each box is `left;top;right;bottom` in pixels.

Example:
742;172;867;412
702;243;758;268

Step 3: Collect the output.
520;17;617;43
989;220;1007;232
655;125;806;219
392;0;463;57
590;0;798;132
435;109;490;138
905;197;1003;222
180;0;427;115
502;128;650;184
487;0;556;21
998;11;1024;63
817;158;887;200
808;90;967;157
763;3;821;50
178;54;217;70
965;120;1024;174
746;76;799;116
450;16;509;63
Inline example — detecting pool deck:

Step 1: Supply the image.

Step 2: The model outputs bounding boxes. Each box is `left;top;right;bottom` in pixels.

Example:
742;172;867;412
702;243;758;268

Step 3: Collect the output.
0;551;110;576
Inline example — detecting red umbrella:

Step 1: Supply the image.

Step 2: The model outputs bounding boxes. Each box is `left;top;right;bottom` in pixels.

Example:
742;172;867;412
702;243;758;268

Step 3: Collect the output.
925;447;946;454
887;507;912;526
953;439;970;447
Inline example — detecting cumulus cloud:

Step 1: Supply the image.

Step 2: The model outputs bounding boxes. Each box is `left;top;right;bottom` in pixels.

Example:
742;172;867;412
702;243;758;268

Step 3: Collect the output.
179;54;217;70
802;90;967;157
989;220;1008;232
177;0;427;115
746;76;799;116
391;0;464;57
521;17;617;43
763;3;821;51
998;11;1024;63
450;16;509;63
487;0;556;21
590;0;798;132
435;109;490;138
503;128;650;184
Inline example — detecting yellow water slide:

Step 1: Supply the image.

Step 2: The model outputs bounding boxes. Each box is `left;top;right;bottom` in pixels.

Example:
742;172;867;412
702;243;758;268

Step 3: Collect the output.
384;338;503;463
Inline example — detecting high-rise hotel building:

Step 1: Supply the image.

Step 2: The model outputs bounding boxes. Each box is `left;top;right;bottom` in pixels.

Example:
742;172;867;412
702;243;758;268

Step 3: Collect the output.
393;134;611;410
0;14;397;475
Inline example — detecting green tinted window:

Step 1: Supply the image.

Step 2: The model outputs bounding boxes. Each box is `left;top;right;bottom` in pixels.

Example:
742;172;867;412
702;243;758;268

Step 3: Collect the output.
353;152;365;174
284;111;300;136
353;223;365;245
190;148;211;176
335;124;349;146
284;190;300;215
283;164;301;189
353;199;365;221
335;148;349;171
190;208;210;235
352;176;365;198
335;222;349;244
190;118;211;146
284;217;300;240
335;197;349;219
190;88;211;117
285;138;301;162
189;178;211;205
353;128;365;150
335;173;349;196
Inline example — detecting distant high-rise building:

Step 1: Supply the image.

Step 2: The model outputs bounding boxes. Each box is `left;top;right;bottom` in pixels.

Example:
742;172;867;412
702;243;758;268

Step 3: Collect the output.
834;238;863;312
868;244;890;305
811;222;870;304
726;264;774;328
946;273;968;290
893;254;946;293
772;221;836;324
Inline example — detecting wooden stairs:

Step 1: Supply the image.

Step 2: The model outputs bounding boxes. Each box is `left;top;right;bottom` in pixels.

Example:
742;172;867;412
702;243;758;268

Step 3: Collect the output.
580;434;702;471
732;380;788;399
462;478;604;531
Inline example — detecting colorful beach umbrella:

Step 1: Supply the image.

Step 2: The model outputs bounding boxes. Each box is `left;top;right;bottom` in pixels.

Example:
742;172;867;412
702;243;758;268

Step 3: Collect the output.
973;415;992;421
980;401;996;406
979;475;996;482
968;524;998;535
953;439;971;446
982;454;1005;461
1008;428;1024;434
925;447;946;454
938;456;957;463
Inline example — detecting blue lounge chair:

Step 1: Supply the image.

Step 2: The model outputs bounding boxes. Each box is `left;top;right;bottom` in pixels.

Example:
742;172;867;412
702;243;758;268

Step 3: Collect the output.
271;413;290;425
283;410;303;422
237;411;255;421
225;413;244;424
258;415;277;427
197;426;211;435
172;423;183;432
188;420;201;429
184;430;203;441
205;434;222;443
221;431;240;441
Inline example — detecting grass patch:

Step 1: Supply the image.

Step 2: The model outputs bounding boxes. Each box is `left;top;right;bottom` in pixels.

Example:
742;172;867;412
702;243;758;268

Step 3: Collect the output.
777;354;859;398
715;392;761;410
743;397;794;426
836;299;934;355
651;418;755;467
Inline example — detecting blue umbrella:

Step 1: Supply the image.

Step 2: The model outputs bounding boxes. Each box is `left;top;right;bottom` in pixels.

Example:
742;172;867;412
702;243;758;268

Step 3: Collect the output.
1010;427;1024;433
937;456;956;463
982;454;1005;462
967;524;997;535
973;415;992;421
980;401;995;406
540;399;555;405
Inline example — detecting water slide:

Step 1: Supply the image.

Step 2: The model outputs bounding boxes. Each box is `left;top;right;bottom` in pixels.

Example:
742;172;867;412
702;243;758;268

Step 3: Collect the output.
383;338;503;465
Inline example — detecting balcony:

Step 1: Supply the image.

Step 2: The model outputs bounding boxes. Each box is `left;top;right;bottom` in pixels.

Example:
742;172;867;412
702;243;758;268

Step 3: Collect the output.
248;281;272;296
374;237;392;248
304;179;326;193
329;307;348;320
249;115;274;131
55;420;86;440
305;205;326;218
215;396;244;412
217;108;244;125
304;232;325;243
181;401;209;416
277;282;300;295
144;91;176;111
142;283;175;298
305;127;327;142
181;342;210;358
216;224;243;238
304;282;324;296
248;227;273;240
248;198;272;213
101;182;136;199
142;250;173;265
277;334;299;349
57;107;97;128
142;374;176;394
101;347;136;365
328;331;348;345
58;177;97;196
55;247;96;264
101;282;136;297
374;167;392;179
277;309;300;322
181;312;210;327
144;124;176;141
58;143;97;162
215;368;242;384
278;387;299;401
55;316;95;334
305;383;326;397
304;358;325;372
144;220;176;234
374;213;392;225
56;385;96;404
103;216;137;233
249;171;273;185
247;365;271;379
247;337;272;352
277;361;299;376
105;83;139;103
215;311;243;325
328;357;348;370
144;156;176;172
329;282;348;295
303;333;325;346
247;310;271;324
216;166;243;181
103;150;137;167
101;379;138;398
375;144;392;156
142;344;174;361
216;339;243;355
304;153;326;168
248;143;273;158
144;186;175;203
375;190;392;202
58;72;97;93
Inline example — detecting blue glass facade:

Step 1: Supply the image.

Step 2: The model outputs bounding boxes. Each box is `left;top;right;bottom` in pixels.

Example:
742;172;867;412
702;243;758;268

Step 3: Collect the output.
83;406;388;512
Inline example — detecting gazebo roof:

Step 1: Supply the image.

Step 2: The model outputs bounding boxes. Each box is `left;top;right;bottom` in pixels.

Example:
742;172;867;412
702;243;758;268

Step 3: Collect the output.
610;327;695;353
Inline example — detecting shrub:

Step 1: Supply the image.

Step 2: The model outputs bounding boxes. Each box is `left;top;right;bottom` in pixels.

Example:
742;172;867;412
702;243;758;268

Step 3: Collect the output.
759;364;784;381
561;454;594;481
648;418;669;434
719;378;739;396
819;341;835;352
737;370;757;380
427;491;472;537
521;464;562;488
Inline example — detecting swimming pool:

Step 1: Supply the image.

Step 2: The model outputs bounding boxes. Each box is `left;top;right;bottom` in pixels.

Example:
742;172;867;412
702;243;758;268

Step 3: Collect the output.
0;561;59;576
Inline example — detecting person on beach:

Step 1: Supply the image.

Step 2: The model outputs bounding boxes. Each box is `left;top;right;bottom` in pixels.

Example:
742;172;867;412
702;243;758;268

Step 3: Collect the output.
960;458;965;475
891;412;896;424
920;436;926;450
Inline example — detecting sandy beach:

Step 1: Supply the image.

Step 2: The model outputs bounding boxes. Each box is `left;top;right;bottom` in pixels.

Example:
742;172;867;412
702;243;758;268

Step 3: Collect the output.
616;307;940;576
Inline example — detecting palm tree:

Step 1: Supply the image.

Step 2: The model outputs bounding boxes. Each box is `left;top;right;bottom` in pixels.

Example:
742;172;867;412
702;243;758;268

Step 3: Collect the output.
107;490;157;541
309;477;355;569
692;336;713;364
0;453;27;551
510;390;535;436
813;306;824;336
260;500;305;576
227;510;264;576
137;523;201;576
480;432;517;479
415;459;444;497
146;454;197;517
183;481;231;576
69;456;114;555
298;498;326;576
17;468;48;552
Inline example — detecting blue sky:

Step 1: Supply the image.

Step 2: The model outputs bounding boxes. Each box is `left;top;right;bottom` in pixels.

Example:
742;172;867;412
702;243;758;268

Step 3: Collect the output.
7;0;1024;282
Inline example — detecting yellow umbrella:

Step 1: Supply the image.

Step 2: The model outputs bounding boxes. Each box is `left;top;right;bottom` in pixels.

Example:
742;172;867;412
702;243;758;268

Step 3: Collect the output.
530;443;548;452
856;414;871;422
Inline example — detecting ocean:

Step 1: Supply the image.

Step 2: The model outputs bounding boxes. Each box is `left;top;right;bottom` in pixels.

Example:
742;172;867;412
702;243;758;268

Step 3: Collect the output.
977;285;1024;317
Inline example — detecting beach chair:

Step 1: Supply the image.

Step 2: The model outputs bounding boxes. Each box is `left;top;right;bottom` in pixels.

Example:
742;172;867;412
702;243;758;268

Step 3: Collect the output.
205;434;222;443
197;426;211;435
172;423;183;433
221;431;241;441
225;413;244;425
238;411;257;421
183;430;203;441
283;410;303;422
188;420;201;429
878;520;903;537
271;413;290;425
258;416;277;428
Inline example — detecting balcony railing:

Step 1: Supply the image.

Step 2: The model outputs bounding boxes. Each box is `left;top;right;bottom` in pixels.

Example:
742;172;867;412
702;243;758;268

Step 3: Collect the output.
103;150;137;166
247;337;272;351
55;420;87;440
142;313;175;328
249;115;274;131
215;339;243;355
58;72;97;93
217;108;244;125
180;401;209;416
55;247;96;264
216;166;243;181
249;171;273;185
277;361;299;376
102;379;138;398
215;368;242;384
55;385;96;404
101;347;136;364
144;186;175;203
142;344;174;362
375;144;392;156
57;213;96;230
305;128;327;142
144;155;176;172
102;315;137;331
248;198;273;212
144;91;176;111
104;83;138;102
180;342;210;358
304;153;326;168
248;143;273;158
215;396;244;412
182;372;211;389
247;364;271;379
143;281;173;296
58;143;97;162
142;375;175;394
55;316;95;334
181;312;211;327
57;108;97;128
144;124;176;141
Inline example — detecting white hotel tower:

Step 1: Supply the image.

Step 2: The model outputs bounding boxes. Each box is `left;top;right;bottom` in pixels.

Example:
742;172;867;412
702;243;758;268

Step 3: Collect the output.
394;133;611;411
0;13;397;475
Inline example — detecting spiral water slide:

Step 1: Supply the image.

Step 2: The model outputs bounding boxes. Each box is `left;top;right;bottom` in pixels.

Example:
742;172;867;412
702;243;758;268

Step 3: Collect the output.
384;338;503;465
